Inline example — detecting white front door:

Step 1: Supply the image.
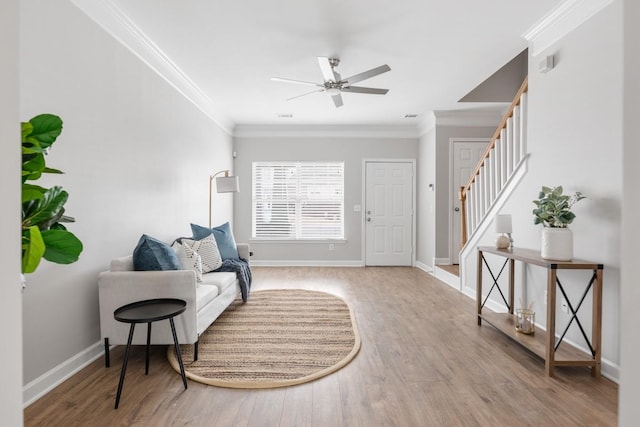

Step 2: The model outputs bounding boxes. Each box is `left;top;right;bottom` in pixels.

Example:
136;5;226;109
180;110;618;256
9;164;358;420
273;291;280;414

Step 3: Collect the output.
451;139;489;264
365;162;413;266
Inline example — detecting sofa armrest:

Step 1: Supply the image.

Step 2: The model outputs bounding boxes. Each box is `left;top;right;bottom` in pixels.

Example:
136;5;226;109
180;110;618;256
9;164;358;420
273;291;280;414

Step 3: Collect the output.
98;269;198;345
237;243;250;263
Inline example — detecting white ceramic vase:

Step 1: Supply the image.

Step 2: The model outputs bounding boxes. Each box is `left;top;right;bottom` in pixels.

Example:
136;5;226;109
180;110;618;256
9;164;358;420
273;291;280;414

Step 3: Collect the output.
541;227;573;261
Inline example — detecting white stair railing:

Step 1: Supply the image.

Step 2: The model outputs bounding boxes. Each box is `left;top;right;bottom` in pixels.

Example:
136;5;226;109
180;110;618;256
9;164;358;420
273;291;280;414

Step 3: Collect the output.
459;78;528;248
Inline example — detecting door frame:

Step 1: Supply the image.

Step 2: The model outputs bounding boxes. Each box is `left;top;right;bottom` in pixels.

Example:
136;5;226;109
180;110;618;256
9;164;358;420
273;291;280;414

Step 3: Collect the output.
448;138;490;265
361;158;417;266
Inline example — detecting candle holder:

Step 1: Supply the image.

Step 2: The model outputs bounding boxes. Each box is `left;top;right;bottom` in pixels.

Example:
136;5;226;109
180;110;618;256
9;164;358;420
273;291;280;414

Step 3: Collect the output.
516;309;535;334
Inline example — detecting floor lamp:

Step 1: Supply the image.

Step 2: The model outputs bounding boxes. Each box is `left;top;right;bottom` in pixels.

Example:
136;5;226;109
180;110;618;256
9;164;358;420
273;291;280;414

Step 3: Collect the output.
209;170;240;227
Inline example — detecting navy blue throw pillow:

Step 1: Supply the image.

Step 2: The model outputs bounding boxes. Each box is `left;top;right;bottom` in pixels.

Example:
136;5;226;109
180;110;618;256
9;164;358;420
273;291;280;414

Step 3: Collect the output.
132;234;181;271
190;222;239;260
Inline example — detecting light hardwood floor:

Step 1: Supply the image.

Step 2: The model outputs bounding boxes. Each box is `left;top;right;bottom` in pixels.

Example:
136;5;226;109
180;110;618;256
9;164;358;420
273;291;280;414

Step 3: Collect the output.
24;267;618;426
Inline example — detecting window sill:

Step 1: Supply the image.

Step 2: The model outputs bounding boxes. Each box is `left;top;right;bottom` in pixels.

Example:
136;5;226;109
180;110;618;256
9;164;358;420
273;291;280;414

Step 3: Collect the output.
249;239;347;244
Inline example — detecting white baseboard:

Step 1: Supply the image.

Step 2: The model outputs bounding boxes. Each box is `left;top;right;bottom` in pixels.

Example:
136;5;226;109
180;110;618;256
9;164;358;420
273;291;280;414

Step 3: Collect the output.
23;341;104;407
250;260;364;267
433;266;460;291
433;257;450;265
415;261;433;273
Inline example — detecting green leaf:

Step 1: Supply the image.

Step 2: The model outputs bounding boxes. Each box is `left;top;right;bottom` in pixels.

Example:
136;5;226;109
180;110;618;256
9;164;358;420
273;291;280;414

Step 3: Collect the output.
22;183;47;203
42;229;83;264
22;144;43;155
21;122;33;140
22;226;45;274
22;186;68;229
43;167;64;174
27;114;63;149
23;151;45;173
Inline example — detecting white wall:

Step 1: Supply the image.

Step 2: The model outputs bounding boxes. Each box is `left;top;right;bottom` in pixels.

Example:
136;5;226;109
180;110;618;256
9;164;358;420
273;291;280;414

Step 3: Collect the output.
620;0;640;422
1;0;24;423
417;126;436;268
233;134;418;264
462;0;623;380
20;0;234;394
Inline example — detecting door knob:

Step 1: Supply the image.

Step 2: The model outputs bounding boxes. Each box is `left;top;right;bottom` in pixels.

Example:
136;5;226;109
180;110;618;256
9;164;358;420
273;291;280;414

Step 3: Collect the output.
367;218;371;222
454;207;460;212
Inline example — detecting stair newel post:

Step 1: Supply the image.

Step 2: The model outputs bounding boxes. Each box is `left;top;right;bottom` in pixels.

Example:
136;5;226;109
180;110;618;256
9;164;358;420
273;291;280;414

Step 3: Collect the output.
459;186;467;248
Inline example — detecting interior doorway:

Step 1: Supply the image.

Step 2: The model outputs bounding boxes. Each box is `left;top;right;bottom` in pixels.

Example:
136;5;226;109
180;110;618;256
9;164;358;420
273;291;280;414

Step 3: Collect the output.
449;139;490;264
363;160;415;266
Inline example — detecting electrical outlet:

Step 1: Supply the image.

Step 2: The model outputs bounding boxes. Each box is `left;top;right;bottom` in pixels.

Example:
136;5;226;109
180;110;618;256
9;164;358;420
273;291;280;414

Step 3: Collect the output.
329;244;335;251
561;298;569;314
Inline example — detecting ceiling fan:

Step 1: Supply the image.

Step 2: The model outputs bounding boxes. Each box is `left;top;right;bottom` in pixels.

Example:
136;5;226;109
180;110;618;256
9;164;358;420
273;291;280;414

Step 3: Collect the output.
271;57;391;108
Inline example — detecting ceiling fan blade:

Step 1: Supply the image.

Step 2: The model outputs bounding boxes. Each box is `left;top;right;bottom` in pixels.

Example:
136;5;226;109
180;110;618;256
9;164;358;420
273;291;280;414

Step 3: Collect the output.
317;56;338;82
342;64;391;85
271;77;323;87
331;93;344;108
287;88;325;101
341;86;389;95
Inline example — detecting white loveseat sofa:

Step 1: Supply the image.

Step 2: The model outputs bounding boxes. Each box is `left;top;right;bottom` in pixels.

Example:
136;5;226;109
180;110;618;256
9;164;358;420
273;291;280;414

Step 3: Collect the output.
98;243;249;366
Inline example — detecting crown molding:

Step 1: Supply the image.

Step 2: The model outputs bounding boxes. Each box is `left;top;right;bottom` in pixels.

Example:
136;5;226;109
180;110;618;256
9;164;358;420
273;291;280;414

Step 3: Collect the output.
233;124;420;139
70;0;234;135
523;0;615;56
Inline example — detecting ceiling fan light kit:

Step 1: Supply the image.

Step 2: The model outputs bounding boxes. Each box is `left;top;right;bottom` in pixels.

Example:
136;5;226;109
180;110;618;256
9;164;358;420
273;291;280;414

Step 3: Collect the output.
271;56;391;108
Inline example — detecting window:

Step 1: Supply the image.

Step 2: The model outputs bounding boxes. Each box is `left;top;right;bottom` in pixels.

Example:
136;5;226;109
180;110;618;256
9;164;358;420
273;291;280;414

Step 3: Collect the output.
252;161;344;240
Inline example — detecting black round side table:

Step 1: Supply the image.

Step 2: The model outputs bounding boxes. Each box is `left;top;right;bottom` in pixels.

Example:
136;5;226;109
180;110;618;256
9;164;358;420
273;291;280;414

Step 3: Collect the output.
113;298;188;409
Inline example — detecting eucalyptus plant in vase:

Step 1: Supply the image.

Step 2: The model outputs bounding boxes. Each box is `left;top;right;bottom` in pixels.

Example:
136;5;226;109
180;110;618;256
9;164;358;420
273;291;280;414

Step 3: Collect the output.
22;114;83;279
532;185;585;260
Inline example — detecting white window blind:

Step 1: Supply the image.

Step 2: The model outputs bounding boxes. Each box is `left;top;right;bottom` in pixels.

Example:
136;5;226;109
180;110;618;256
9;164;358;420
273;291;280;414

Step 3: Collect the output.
252;161;344;239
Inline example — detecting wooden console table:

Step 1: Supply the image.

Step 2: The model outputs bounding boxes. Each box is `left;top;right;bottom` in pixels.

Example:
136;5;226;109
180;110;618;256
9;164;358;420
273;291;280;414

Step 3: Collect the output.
476;246;603;377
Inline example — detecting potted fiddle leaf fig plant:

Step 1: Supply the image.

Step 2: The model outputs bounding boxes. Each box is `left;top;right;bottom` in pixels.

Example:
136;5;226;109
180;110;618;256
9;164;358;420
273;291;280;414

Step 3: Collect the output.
22;113;83;275
532;185;585;260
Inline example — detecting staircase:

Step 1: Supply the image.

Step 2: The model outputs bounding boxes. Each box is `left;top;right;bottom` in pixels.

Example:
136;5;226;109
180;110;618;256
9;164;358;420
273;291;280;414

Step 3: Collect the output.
444;77;530;295
459;77;529;251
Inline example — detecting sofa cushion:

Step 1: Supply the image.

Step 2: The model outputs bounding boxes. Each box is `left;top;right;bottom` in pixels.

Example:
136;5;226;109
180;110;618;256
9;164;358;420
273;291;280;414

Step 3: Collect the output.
201;271;237;294
110;255;134;272
191;222;239;260
195;282;219;311
181;234;222;273
132;234;181;271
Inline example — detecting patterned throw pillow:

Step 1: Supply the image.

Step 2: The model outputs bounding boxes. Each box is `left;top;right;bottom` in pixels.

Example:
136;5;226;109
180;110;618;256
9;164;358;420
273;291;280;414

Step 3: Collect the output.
172;241;203;282
182;234;223;273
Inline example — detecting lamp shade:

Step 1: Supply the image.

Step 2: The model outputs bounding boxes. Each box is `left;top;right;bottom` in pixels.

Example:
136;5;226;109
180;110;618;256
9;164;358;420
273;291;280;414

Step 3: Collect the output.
494;214;512;234
216;175;239;193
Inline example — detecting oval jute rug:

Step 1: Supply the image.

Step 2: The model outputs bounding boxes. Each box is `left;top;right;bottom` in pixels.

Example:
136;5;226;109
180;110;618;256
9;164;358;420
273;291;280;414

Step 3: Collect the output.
167;289;361;388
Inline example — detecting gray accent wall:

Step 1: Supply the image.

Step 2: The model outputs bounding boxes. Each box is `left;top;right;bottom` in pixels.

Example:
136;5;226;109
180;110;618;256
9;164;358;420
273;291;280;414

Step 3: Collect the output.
434;125;495;263
19;0;234;387
233;135;418;264
1;0;23;423
417;124;496;270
